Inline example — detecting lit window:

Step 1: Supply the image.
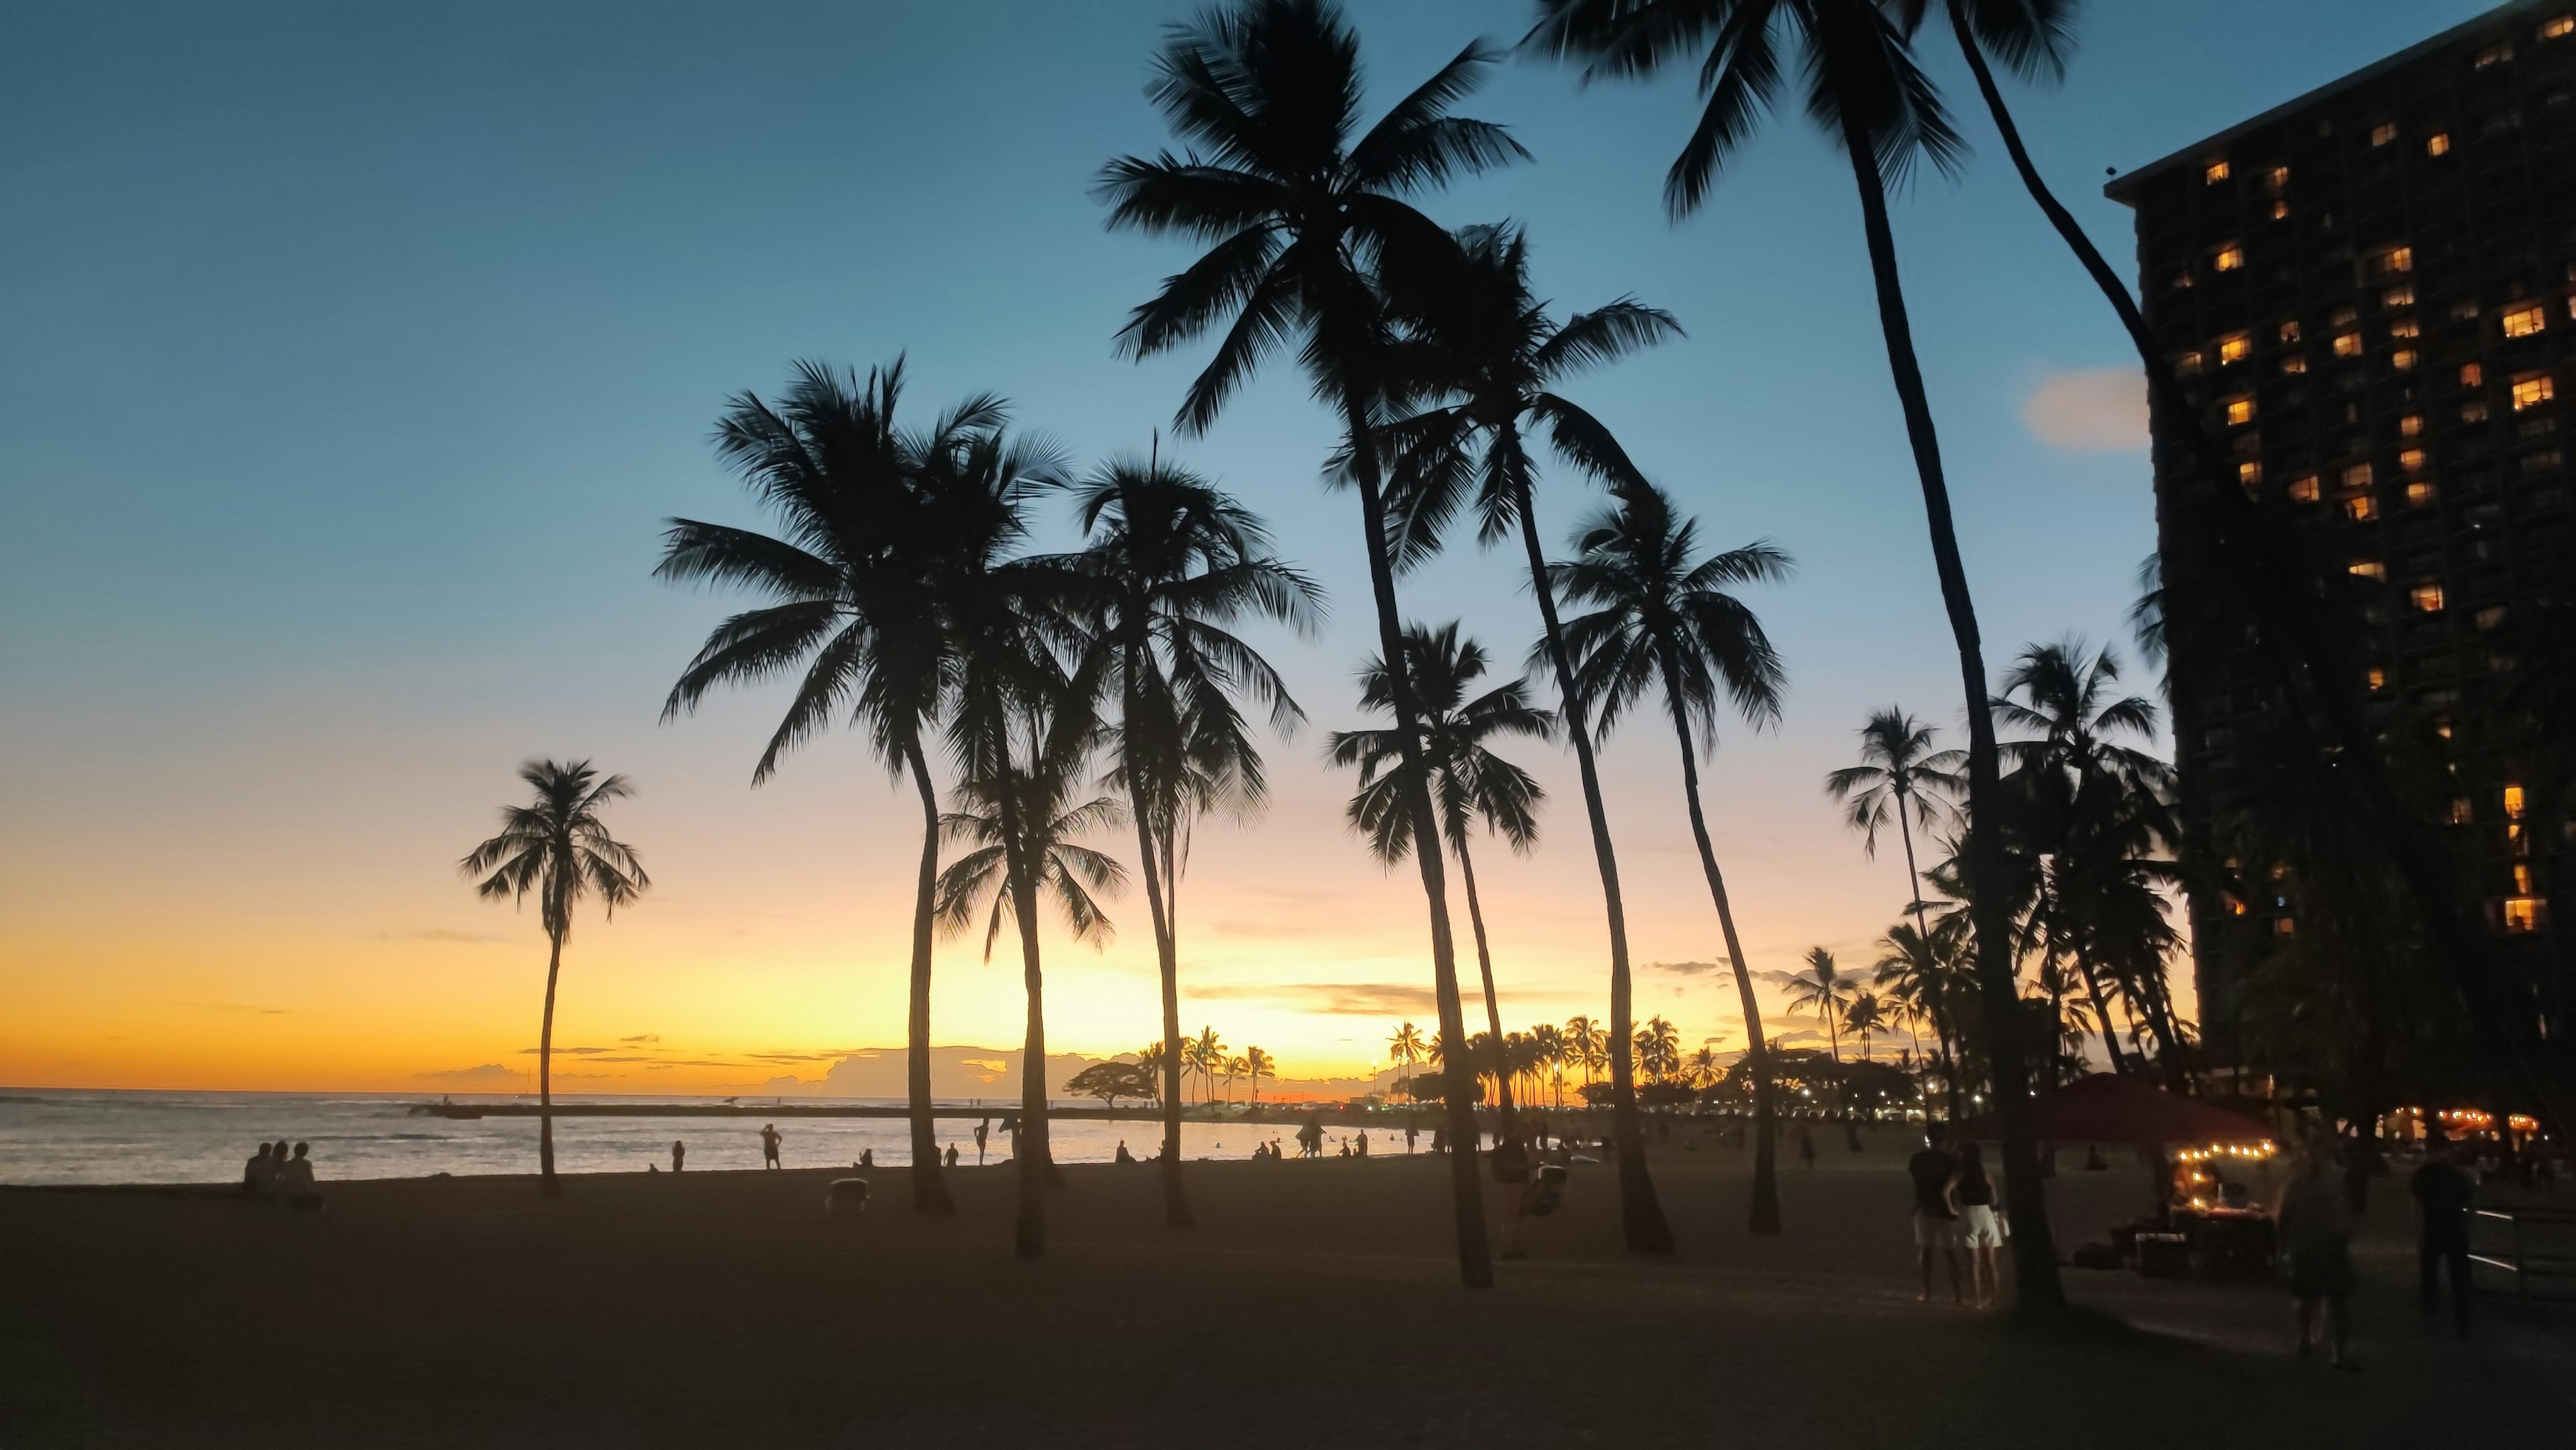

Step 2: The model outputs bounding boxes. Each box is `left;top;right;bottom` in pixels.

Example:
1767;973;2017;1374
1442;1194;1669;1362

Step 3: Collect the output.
2204;160;2231;184
2400;414;2424;437
2478;606;2508;630
2263;165;2290;191
2239;460;2263;486
2333;306;2359;327
2345;495;2379;521
2343;463;2374;489
2288;475;2320;502
2279;320;2302;343
2407;480;2438;507
2465;401;2491;423
2428;133;2453;156
2402;448;2428;471
2515;863;2536;894
2449;796;2472;823
2504;302;2548;337
2477;43;2514;68
2374;247;2414;276
2506;897;2545;934
2269;199;2290;221
2273;917;2297;938
2391;317;2420;339
2370;667;2391;692
2226;397;2256;425
2334;332;2364;357
2412;581;2447;612
2218;333;2251;364
2463;362;2485;388
2383;286;2416;309
2173;350;2204;377
2514;374;2555;409
2371;122;2399;146
2546;15;2575;40
2282;355;2308;376
2214;243;2245;272
2394;349;2420;371
2350;559;2387;581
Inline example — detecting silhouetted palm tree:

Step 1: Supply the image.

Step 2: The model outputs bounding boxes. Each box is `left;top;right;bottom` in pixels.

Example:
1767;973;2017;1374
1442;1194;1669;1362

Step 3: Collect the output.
1378;220;1682;1251
460;760;649;1199
1876;915;1970;1120
1786;947;1858;1065
1057;452;1318;1224
1244;1045;1275;1107
656;359;1003;1215
1190;1026;1228;1107
1825;709;1964;944
1564;1014;1609;1088
1102;0;1528;1285
1331;622;1553;1146
1843;991;1885;1063
1532;0;2060;1302
1553;482;1791;1233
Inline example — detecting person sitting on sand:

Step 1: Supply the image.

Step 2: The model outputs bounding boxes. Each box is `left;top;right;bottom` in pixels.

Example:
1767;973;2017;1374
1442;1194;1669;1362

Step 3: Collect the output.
671;1140;686;1173
277;1141;323;1211
945;1144;959;1169
1355;1131;1368;1158
1115;1139;1135;1164
244;1141;276;1195
860;1148;873;1168
761;1124;782;1169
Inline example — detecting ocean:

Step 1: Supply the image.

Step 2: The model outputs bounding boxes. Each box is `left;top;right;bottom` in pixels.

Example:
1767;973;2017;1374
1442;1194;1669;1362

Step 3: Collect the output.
0;1090;1332;1186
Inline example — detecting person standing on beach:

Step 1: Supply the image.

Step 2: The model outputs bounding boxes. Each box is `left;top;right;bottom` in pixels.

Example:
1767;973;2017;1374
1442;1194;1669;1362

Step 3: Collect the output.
975;1119;989;1165
760;1124;782;1170
1953;1141;2003;1308
671;1140;686;1173
1909;1127;1963;1304
2277;1144;2358;1367
2412;1144;2476;1335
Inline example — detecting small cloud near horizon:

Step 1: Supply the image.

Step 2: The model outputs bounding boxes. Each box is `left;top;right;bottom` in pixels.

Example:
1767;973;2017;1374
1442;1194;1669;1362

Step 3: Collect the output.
2022;365;2147;451
1648;960;1727;975
620;1034;659;1044
420;1063;519;1085
1191;981;1440;1016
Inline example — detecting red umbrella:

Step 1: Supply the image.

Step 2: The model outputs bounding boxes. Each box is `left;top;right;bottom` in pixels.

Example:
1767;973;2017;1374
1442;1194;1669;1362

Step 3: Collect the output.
1953;1073;2275;1148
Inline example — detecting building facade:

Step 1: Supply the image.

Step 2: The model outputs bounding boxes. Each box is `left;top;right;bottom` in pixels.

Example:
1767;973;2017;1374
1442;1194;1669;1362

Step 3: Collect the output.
2106;1;2576;1054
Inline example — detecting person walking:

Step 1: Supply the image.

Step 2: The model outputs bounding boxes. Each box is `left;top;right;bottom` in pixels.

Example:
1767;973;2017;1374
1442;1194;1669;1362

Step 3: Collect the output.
1909;1126;1964;1304
1405;1123;1419;1154
2277;1143;2359;1367
760;1123;783;1170
1953;1141;2004;1308
2412;1144;2476;1336
975;1119;989;1166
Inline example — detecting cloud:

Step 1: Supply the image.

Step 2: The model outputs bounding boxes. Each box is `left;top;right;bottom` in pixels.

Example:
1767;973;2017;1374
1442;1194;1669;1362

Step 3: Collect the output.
203;1002;290;1015
1189;981;1441;1016
1750;968;1806;988
376;928;510;944
2021;366;2148;451
1648;960;1727;976
420;1063;520;1085
620;1034;660;1044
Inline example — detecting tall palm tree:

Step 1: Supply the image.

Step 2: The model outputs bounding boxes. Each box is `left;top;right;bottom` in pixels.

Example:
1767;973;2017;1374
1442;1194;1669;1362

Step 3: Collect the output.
1101;0;1531;1282
1330;622;1554;1147
459;760;649;1200
1527;1022;1568;1110
656;359;1001;1216
1057;452;1318;1224
1552;482;1791;1233
1532;0;2061;1304
1389;1021;1426;1099
1825;709;1964;946
935;689;1126;1258
1377;219;1684;1252
1785;946;1857;1065
1635;1015;1684;1084
1244;1045;1275;1108
1876;915;1970;1120
1191;1026;1228;1108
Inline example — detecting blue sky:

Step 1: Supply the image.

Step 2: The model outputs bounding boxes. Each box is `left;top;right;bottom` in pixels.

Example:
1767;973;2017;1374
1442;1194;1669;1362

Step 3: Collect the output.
0;1;2502;1089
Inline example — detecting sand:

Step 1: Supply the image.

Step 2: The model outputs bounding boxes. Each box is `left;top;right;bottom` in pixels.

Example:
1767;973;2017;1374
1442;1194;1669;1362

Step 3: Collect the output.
3;1129;2568;1447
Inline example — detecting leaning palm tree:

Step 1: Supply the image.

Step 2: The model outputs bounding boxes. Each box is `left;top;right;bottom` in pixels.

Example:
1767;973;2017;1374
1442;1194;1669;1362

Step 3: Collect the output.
1377;220;1683;1251
1389;1021;1426;1099
1532;0;2061;1304
1057;453;1318;1225
1191;1026;1228;1108
1825;709;1964;946
1101;0;1532;1282
1331;622;1554;1148
1785;946;1857;1066
935;690;1126;1259
459;760;649;1200
1554;483;1791;1232
1244;1045;1275;1109
656;359;1001;1216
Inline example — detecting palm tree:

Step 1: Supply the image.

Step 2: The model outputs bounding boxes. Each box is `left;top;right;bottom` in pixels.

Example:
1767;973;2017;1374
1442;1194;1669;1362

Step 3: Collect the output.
459;760;649;1200
1785;946;1857;1065
1058;452;1318;1224
1527;1022;1568;1109
1552;482;1791;1233
1876;915;1970;1120
1564;1014;1607;1088
1244;1045;1275;1108
1191;1026;1228;1109
1635;1015;1683;1084
1222;1055;1247;1107
1376;219;1683;1253
1101;0;1529;1284
1825;709;1963;945
656;359;1000;1216
1388;1021;1426;1099
1843;991;1885;1063
1330;622;1553;1147
935;688;1126;1258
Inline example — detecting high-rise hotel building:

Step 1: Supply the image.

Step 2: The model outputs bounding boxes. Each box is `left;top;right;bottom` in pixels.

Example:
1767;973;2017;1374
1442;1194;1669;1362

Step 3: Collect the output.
2106;1;2576;1047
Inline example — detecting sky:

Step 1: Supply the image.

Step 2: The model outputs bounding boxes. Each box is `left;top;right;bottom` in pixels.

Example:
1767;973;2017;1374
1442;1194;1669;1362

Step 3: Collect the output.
0;0;2502;1095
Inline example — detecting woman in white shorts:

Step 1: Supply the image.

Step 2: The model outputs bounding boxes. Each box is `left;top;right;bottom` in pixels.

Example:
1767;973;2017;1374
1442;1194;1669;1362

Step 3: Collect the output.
1953;1141;2005;1307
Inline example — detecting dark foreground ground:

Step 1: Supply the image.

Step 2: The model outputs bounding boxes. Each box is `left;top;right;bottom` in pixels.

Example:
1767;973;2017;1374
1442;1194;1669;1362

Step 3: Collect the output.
4;1132;2569;1448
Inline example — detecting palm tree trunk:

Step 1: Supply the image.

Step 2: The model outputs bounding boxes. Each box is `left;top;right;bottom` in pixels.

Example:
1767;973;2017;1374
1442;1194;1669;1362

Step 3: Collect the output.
1511;477;1670;1251
1661;679;1780;1234
902;738;955;1215
538;929;562;1199
1833;92;2060;1307
1342;392;1491;1288
996;771;1053;1259
1451;834;1519;1143
2074;949;2130;1074
1949;14;2572;1139
1120;677;1193;1229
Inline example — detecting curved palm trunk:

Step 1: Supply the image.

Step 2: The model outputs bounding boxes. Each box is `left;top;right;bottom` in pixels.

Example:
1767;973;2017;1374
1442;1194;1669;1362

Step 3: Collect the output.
1832;92;2061;1307
1660;683;1780;1233
903;738;955;1214
1450;834;1518;1143
1511;478;1671;1252
1120;671;1193;1229
2073;948;2131;1074
1344;394;1491;1288
537;930;563;1199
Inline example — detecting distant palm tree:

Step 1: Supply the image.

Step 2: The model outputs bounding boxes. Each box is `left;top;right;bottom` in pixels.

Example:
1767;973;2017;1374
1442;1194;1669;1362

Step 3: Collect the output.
656;359;1004;1216
1686;1044;1722;1091
1532;0;2059;1298
1825;709;1964;947
1565;1015;1610;1087
1331;622;1553;1146
1102;0;1527;1288
1785;946;1858;1066
1223;1055;1248;1107
1553;482;1791;1233
1389;1021;1426;1099
1527;1023;1568;1109
1244;1045;1275;1108
1057;451;1317;1225
1635;1015;1682;1084
459;760;649;1199
1843;992;1886;1064
1191;1027;1228;1109
1876;916;1970;1121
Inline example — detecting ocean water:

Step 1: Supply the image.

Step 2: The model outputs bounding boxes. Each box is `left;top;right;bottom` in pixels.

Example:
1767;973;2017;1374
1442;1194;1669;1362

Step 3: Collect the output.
0;1091;1362;1186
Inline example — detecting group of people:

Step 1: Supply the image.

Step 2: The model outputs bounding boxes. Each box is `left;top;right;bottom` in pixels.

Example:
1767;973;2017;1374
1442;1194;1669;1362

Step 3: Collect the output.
240;1139;323;1209
1905;1127;2007;1307
2274;1134;2483;1368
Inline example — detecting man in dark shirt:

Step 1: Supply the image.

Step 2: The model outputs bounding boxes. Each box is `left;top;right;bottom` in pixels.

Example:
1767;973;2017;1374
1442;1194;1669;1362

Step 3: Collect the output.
2411;1146;2476;1334
1909;1126;1964;1304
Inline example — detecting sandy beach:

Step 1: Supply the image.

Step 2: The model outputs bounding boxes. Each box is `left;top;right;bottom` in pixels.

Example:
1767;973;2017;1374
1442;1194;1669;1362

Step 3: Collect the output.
5;1131;2568;1448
